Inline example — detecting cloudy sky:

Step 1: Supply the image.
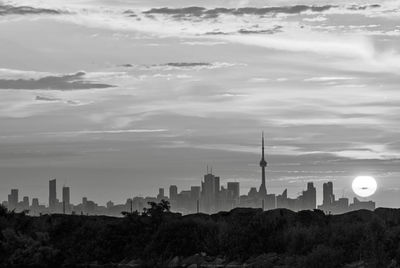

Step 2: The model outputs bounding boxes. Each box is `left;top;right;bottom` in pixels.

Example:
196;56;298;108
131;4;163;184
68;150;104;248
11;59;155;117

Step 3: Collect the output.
1;0;400;207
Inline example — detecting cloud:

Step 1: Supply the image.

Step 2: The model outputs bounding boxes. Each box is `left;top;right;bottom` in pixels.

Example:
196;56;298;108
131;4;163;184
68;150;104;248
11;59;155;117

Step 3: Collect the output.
143;5;336;19
181;41;227;46
347;4;381;11
120;62;241;71
41;129;168;137
164;62;212;67
0;4;62;16
0;71;114;90
238;25;283;35
35;95;85;106
304;77;356;82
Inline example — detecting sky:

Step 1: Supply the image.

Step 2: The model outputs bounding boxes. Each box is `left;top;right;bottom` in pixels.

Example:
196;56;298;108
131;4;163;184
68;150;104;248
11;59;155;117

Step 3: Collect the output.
1;0;400;207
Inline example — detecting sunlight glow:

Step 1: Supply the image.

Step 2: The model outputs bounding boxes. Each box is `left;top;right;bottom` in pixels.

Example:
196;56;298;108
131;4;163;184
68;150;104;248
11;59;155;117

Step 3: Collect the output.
352;176;377;198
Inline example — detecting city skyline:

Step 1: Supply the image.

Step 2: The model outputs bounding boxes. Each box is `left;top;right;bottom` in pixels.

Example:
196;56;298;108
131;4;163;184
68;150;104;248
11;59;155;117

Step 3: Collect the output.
3;135;376;216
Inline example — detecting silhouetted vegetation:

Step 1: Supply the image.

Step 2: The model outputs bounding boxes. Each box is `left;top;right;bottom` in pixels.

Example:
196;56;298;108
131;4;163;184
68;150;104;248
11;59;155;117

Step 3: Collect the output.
0;201;400;267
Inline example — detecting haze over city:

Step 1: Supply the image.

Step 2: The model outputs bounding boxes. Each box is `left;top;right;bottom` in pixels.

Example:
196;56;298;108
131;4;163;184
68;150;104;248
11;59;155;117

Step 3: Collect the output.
1;0;400;208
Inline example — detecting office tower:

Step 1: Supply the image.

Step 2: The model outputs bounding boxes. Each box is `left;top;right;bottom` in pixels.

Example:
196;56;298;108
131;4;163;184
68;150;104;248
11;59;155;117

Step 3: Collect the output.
248;187;258;198
49;179;57;212
259;132;267;197
157;188;165;200
7;189;18;210
302;182;316;210
31;198;40;216
169;185;178;200
22;196;29;210
190;186;201;212
227;182;240;201
32;198;39;208
62;186;70;213
323;182;335;206
191;186;201;200
276;189;288;208
201;172;220;213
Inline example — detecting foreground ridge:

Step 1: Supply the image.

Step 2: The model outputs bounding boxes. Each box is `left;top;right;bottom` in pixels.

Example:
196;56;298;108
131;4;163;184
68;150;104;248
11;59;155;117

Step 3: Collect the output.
0;203;398;268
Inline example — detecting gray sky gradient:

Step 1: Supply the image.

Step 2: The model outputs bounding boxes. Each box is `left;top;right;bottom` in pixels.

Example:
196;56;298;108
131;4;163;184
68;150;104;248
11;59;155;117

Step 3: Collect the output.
1;0;400;207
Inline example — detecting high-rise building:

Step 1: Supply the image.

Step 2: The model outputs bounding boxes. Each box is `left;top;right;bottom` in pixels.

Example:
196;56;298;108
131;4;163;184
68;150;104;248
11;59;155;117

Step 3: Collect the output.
62;186;70;213
259;132;267;197
323;182;334;206
227;182;240;201
191;186;201;200
201;172;220;213
32;198;39;208
157;188;165;200
302;182;316;210
7;189;18;210
22;196;29;210
49;179;57;212
169;185;178;200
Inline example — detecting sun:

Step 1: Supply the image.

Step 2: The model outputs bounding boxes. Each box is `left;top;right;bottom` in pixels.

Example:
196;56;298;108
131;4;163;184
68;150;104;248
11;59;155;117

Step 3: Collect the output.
352;176;377;198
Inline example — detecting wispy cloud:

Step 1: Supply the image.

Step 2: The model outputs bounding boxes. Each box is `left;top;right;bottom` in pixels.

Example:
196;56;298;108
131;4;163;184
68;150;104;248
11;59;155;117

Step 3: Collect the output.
40;129;168;137
0;3;63;16
0;71;114;90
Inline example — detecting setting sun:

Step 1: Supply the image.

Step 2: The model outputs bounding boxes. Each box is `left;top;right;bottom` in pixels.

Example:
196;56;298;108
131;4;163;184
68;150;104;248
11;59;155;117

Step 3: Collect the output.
352;176;377;198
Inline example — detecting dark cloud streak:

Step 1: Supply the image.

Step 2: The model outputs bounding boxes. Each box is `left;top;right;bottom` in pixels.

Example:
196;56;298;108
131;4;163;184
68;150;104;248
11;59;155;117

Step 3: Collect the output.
143;5;336;19
0;4;62;16
0;72;114;90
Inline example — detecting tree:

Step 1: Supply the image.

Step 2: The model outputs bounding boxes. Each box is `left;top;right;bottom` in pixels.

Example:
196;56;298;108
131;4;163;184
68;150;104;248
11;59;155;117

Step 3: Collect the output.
143;200;170;217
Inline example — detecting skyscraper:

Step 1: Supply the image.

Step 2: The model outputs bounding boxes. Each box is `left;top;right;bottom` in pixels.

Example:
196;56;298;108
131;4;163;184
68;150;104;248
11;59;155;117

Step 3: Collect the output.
169;185;178;200
22;196;29;210
157;188;165;200
49;179;57;212
302;182;316;210
258;132;267;197
201;171;220;213
227;182;240;201
323;181;334;206
62;186;70;213
7;189;18;210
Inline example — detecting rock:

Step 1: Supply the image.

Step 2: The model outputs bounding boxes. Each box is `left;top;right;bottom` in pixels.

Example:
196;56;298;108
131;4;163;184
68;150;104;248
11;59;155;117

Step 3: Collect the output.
245;253;276;268
168;256;181;267
343;261;365;268
181;253;205;267
124;259;142;267
225;261;242;268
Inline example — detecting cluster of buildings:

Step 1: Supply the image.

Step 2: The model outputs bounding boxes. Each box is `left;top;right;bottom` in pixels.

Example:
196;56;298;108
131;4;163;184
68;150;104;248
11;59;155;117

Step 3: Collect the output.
3;134;376;216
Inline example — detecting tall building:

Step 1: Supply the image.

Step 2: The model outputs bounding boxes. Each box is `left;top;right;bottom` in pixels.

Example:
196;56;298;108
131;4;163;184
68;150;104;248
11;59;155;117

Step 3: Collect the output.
49;179;57;212
169;185;178;200
157;188;165;200
227;182;240;201
302;182;316;210
22;196;29;210
191;186;201;200
258;132;267;197
62;186;70;213
201;172;220;213
7;189;18;210
323;182;334;206
169;185;178;209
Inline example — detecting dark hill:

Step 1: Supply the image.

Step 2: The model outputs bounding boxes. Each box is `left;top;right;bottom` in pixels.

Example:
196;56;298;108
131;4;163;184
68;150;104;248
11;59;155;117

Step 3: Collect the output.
0;204;399;267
